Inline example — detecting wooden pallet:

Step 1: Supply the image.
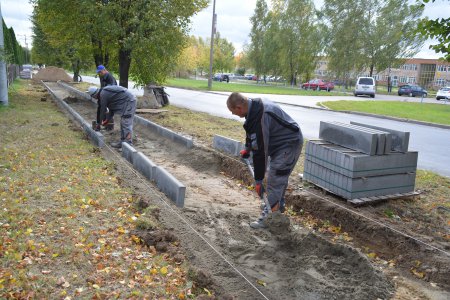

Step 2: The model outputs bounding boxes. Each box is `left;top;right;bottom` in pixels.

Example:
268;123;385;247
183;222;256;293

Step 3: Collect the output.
347;191;420;206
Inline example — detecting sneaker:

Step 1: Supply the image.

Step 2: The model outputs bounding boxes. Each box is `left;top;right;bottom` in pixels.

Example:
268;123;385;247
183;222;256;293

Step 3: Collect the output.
110;141;122;148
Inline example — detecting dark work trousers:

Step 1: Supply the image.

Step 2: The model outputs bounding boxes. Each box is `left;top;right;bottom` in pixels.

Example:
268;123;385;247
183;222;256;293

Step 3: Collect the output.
266;141;303;208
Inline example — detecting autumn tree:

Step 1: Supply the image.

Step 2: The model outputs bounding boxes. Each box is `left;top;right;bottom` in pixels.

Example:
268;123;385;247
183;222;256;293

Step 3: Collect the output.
272;0;322;85
323;0;425;84
249;0;269;79
31;0;208;87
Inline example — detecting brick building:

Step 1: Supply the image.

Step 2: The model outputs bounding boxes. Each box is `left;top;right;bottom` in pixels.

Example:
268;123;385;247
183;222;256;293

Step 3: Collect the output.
314;58;450;89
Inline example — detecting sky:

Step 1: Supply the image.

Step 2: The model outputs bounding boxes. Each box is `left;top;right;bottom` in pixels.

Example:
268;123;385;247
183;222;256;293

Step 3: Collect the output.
1;0;448;59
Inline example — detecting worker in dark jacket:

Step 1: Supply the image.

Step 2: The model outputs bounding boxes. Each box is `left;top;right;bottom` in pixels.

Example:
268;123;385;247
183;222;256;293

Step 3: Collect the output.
87;86;136;148
94;65;117;130
97;65;117;87
227;92;303;229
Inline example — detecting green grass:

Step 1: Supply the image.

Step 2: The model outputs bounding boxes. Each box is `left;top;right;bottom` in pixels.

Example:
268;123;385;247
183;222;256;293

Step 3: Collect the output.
0;79;194;299
165;77;346;96
322;100;450;125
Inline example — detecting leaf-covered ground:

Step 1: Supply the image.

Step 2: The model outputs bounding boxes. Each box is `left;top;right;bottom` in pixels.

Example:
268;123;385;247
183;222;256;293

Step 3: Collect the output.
0;82;196;299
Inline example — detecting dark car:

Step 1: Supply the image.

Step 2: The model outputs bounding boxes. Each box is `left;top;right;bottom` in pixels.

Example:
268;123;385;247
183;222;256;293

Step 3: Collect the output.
213;73;229;83
398;85;427;97
301;79;334;91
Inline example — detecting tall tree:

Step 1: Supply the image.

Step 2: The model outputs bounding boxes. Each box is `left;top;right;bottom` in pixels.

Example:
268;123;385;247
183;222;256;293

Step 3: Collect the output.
361;0;425;76
249;0;269;79
212;32;235;73
31;0;208;87
323;0;425;83
417;0;450;62
273;0;321;85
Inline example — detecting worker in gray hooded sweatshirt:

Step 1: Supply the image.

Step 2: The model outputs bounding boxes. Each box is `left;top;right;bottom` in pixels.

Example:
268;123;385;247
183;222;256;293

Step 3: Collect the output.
87;85;136;148
227;92;303;229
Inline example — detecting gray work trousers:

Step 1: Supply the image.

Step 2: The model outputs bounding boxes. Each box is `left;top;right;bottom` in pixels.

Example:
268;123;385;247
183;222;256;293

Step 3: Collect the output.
266;141;302;208
120;101;136;142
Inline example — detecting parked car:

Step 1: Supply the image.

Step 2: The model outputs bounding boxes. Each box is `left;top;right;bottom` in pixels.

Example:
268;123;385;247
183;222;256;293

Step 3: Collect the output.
213;73;229;83
354;77;376;98
397;85;427;97
301;79;334;91
436;86;450;100
19;64;33;79
244;74;254;80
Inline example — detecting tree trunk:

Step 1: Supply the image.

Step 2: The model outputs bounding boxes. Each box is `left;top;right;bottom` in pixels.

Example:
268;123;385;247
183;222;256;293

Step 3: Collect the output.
137;85;161;109
72;59;81;82
118;48;131;88
369;64;374;77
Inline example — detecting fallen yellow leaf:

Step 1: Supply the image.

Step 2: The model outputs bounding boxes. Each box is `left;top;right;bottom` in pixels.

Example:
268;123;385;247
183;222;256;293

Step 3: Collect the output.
160;266;168;275
257;279;267;286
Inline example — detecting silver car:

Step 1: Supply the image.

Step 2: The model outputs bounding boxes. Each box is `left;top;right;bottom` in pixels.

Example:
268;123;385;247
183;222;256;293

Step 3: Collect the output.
436;87;450;100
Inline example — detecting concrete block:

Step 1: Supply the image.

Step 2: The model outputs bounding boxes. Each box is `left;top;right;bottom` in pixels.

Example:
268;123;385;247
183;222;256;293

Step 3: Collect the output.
213;135;243;157
134;116;193;149
350;121;409;153
319;121;378;155
304;161;416;199
133;152;157;180
122;142;137;164
306;140;417;177
154;166;186;207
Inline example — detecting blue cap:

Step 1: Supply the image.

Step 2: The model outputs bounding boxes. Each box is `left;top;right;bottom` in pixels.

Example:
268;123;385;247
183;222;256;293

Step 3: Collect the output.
96;65;105;73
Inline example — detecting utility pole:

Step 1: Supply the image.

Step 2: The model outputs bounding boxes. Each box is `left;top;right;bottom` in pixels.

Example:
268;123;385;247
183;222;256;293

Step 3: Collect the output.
207;0;217;90
0;2;9;105
18;34;29;64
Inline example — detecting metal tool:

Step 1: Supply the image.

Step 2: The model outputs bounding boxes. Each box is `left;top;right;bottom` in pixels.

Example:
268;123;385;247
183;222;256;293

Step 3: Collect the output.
243;158;271;214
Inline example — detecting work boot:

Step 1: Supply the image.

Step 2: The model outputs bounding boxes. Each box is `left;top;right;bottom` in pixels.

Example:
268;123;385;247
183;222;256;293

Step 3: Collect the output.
250;207;269;229
104;123;114;131
110;141;123;148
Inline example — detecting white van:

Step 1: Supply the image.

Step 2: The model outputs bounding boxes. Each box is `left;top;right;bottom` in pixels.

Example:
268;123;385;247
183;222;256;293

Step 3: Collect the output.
354;77;376;98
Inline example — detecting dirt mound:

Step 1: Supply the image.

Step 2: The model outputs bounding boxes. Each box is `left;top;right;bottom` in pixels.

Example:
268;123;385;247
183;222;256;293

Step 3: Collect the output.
33;66;72;82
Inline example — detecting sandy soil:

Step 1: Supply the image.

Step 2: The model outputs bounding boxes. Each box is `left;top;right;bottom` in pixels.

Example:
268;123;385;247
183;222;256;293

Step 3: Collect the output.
44;82;450;299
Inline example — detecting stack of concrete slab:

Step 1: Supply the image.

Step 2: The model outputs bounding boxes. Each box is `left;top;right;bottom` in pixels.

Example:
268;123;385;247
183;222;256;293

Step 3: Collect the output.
303;121;417;202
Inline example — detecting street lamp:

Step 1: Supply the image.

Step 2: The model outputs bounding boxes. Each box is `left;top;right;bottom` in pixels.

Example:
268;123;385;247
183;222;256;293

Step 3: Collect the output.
207;0;217;90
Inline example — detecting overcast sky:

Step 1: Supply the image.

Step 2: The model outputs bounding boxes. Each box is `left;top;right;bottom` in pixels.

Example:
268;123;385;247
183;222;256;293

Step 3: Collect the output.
1;0;448;59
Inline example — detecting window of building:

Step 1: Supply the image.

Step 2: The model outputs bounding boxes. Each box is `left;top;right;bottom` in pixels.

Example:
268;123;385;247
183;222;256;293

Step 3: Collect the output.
401;64;417;70
407;77;416;84
400;76;407;83
436;78;446;86
437;65;448;72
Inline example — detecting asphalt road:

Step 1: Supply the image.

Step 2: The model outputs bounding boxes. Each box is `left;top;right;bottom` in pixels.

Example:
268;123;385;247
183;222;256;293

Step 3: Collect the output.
81;76;450;177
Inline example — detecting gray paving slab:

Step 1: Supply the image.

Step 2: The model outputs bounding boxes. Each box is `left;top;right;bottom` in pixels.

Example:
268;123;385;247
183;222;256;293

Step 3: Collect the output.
305;140;418;177
350;121;410;153
134;116;193;148
319;121;378;155
213;135;244;157
154;166;186;207
304;161;416;199
122;142;137;164
133;152;157;180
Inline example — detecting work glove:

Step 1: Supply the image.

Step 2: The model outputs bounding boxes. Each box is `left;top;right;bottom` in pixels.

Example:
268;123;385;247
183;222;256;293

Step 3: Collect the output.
255;180;264;198
101;119;109;126
240;149;250;159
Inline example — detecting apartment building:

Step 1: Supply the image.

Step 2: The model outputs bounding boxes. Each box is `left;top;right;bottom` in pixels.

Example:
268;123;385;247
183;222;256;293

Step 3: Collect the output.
314;58;450;89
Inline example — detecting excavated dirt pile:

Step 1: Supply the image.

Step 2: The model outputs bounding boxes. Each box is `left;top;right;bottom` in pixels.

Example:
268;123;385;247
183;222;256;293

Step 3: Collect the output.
33;66;72;82
42;82;450;299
